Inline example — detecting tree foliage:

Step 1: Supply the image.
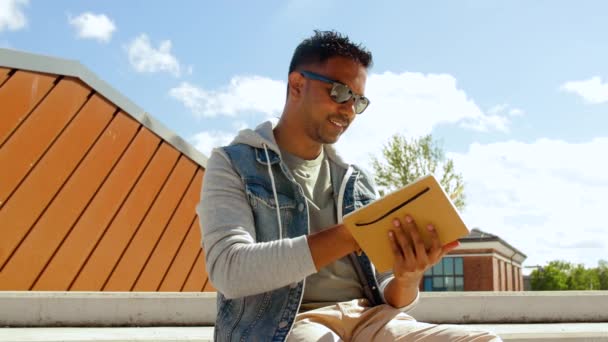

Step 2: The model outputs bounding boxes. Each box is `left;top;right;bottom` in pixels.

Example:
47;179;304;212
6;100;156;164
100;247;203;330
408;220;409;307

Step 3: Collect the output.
371;134;466;210
530;260;606;291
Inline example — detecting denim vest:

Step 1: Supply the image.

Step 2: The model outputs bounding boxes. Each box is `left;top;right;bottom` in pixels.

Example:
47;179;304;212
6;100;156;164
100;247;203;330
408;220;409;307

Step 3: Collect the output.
215;143;386;342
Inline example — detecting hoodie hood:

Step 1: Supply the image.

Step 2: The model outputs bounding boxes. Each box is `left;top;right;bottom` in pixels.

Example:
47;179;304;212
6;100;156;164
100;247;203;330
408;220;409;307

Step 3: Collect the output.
229;120;350;170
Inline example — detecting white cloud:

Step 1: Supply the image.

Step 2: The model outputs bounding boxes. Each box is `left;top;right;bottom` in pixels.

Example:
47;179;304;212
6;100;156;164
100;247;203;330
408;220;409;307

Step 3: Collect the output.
127;34;181;76
560;76;608;104
68;12;116;43
460;103;525;132
190;130;236;157
460;114;509;133
487;104;509;116
0;0;28;32
169;77;285;118
449;137;608;268
509;108;524;117
335;71;507;166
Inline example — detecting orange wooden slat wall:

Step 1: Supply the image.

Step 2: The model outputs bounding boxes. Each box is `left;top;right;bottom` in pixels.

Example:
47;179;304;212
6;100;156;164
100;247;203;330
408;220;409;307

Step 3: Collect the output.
182;251;207;291
0;112;138;289
0;78;87;206
0;80;93;269
103;157;197;291
32;128;161;290
0;67;11;85
158;219;203;291
0;71;57;146
0;93;116;287
133;169;204;291
0;67;211;293
70;144;180;291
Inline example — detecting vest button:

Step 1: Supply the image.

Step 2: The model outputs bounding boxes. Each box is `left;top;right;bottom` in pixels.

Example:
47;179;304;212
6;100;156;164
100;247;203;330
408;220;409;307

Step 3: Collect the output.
278;321;289;328
298;203;305;212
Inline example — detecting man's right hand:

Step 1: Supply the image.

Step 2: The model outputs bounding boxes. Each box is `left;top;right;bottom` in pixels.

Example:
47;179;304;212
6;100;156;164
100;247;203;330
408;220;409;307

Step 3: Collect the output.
307;224;359;270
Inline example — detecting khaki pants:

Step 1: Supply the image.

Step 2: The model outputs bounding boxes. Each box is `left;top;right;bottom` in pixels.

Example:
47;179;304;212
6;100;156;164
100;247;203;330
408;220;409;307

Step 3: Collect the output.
287;299;501;342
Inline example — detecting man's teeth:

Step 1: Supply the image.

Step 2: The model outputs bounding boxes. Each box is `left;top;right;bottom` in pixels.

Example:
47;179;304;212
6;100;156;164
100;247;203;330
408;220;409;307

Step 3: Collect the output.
330;119;345;127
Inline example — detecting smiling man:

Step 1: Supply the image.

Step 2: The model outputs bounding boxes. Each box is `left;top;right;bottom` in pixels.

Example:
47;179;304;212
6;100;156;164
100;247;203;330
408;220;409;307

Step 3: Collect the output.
198;30;501;341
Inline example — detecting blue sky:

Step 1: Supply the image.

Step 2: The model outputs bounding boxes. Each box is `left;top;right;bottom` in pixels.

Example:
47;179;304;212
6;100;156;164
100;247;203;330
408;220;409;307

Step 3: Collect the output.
2;0;607;271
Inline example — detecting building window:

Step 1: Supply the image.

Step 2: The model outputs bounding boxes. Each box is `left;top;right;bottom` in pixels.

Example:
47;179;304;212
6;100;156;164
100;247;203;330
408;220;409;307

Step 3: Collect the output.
423;257;464;291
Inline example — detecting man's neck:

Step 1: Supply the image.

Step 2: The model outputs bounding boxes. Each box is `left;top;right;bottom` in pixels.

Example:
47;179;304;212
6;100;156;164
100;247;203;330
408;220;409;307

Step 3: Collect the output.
273;120;322;161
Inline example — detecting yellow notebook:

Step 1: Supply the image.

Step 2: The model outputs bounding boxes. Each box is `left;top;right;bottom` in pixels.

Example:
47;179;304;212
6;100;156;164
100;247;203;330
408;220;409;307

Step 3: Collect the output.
343;174;469;272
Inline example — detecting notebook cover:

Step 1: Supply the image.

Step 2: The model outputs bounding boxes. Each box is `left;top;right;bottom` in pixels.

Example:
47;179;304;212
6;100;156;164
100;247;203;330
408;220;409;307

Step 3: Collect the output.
343;174;469;272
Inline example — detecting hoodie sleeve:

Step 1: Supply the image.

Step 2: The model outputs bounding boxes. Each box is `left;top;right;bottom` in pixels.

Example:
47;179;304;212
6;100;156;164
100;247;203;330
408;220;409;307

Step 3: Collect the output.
196;148;317;299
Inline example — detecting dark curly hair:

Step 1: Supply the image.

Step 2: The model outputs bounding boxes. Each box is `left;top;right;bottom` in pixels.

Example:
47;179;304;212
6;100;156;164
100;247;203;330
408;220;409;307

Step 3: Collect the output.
288;30;373;74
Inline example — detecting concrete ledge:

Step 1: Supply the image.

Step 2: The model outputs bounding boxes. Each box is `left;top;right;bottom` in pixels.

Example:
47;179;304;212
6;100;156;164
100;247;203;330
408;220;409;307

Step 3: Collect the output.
0;292;217;327
409;291;608;323
1;324;608;342
466;324;608;341
1;291;607;327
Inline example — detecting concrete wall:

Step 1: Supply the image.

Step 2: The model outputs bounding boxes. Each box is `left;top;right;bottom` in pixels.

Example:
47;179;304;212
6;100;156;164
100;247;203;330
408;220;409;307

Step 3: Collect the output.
1;291;607;327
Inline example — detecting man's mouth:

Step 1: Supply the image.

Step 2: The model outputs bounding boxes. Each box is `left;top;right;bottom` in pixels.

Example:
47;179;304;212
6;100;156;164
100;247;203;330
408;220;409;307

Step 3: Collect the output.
329;118;348;129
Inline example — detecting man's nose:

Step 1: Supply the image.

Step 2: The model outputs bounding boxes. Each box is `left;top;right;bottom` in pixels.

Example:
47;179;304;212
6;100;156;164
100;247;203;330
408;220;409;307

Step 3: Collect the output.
338;98;357;118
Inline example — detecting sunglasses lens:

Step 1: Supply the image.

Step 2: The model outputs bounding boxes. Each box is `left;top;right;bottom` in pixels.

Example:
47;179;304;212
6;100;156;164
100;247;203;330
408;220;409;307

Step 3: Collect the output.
330;84;352;103
355;97;369;114
329;82;369;114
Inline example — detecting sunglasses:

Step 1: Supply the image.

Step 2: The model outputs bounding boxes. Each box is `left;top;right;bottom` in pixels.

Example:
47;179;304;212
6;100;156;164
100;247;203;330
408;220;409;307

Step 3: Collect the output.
299;71;370;114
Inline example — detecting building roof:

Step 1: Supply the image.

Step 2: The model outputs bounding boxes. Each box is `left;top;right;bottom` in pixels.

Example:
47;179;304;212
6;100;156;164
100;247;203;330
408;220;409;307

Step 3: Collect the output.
459;228;527;259
0;48;207;168
0;49;212;292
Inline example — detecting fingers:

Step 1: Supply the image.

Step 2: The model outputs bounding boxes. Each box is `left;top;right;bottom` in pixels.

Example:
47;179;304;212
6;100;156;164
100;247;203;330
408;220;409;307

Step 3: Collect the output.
393;215;446;269
403;216;429;265
390;215;459;276
442;240;460;254
388;231;404;263
392;219;416;263
426;223;443;262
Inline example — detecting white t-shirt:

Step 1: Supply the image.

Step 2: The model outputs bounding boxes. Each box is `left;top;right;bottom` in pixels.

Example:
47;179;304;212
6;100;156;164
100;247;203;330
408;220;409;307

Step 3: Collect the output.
280;148;364;311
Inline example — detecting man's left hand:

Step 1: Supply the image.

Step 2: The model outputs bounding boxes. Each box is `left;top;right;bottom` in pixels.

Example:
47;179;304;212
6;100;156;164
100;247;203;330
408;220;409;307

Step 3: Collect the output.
388;215;460;288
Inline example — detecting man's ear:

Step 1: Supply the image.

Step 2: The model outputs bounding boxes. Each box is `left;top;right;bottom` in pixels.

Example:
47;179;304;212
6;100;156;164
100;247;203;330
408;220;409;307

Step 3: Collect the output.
288;72;304;99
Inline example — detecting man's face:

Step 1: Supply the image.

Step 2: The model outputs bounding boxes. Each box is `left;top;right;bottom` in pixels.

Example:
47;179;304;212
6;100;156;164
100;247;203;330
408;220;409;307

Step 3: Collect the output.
297;56;367;144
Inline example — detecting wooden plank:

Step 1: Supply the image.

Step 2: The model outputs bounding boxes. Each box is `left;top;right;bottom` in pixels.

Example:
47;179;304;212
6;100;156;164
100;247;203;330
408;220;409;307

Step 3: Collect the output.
70;143;180;291
158;219;203;291
32;128;160;290
182;250;206;292
0;112;138;290
103;157;197;291
133;169;203;291
0;78;88;207
203;275;216;292
0;67;12;86
0;94;113;273
0;71;59;146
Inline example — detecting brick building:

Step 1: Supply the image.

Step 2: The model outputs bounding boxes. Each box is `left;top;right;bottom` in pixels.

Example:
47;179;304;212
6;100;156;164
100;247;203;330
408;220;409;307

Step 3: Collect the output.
421;228;526;292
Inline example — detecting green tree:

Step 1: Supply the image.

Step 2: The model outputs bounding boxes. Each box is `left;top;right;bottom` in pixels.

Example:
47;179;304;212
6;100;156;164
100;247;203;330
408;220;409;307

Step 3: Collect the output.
568;264;600;290
530;261;571;290
531;260;605;291
596;260;608;290
371;134;466;210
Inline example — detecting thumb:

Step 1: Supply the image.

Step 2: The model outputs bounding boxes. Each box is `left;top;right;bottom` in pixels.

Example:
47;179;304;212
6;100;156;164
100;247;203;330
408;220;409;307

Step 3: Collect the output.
441;240;460;253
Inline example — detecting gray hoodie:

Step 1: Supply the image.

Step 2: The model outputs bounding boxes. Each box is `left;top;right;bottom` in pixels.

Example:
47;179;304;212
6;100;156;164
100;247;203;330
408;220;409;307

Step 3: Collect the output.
197;121;319;298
